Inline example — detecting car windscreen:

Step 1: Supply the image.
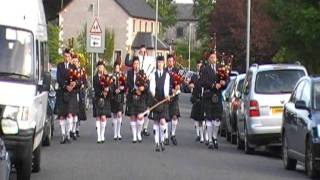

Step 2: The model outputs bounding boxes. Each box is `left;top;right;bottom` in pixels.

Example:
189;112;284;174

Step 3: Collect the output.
255;69;305;94
0;25;34;79
313;82;320;110
237;79;244;92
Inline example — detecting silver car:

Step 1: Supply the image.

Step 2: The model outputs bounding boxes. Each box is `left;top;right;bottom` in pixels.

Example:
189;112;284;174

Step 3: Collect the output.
0;138;10;180
236;64;307;154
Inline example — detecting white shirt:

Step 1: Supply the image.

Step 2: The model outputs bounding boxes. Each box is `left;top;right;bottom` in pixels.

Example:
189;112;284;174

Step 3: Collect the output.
149;70;170;98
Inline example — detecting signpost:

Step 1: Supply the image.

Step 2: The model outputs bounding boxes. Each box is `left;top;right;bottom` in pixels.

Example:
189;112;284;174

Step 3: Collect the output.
86;17;105;85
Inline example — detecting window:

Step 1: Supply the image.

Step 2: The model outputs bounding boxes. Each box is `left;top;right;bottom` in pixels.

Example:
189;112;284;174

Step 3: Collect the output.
177;27;184;38
133;20;136;32
313;82;320;110
290;81;305;103
301;81;311;107
151;22;153;33
145;22;148;32
139;21;142;32
243;71;252;95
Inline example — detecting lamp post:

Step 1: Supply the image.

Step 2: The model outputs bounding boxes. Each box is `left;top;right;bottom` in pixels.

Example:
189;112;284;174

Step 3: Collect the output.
155;0;158;57
188;23;192;71
246;0;251;72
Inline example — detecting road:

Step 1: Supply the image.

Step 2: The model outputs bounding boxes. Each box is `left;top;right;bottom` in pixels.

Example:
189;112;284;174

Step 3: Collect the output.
12;93;309;180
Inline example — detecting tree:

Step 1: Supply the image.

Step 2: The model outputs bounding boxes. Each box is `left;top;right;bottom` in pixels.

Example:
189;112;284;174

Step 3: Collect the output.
269;0;320;73
100;28;115;64
47;22;62;65
193;0;216;45
147;0;177;33
209;0;278;72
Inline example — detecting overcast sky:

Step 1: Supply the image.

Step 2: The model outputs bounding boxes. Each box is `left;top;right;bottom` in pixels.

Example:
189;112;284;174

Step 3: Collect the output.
175;0;193;3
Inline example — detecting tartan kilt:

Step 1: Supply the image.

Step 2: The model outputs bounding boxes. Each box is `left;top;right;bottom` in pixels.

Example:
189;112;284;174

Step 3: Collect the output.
191;101;205;121
125;93;147;116
55;89;66;116
148;98;169;121
168;95;180;119
111;98;124;113
94;96;111;118
55;90;79;116
202;91;223;120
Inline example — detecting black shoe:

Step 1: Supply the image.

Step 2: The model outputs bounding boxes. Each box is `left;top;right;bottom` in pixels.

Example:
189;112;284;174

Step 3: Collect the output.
142;129;150;136
138;139;142;143
171;136;178;146
196;136;200;142
164;138;169;145
114;137;118;141
118;137;122;141
76;131;80;137
72;133;77;141
132;140;137;144
60;137;67;144
155;143;160;152
101;140;105;144
160;142;165;151
205;140;209;146
213;139;218;149
97;141;101;144
208;142;214;149
200;139;204;143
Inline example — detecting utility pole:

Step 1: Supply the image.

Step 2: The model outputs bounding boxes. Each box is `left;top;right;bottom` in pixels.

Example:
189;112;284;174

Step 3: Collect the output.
155;0;158;57
188;23;192;71
246;0;251;72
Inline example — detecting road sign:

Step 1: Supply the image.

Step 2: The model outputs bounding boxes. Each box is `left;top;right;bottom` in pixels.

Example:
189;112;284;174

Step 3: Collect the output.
86;17;105;53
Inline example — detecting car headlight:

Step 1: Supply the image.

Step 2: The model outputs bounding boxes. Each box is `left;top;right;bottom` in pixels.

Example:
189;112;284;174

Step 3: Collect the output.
1;106;29;135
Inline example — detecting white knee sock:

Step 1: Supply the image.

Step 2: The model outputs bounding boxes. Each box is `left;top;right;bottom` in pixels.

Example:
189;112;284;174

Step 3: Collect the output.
206;120;213;143
137;119;144;141
130;121;137;141
117;117;122;138
113;118;118;138
199;124;204;141
164;122;169;139
59;119;66;136
72;116;78;133
100;121;107;141
67;117;73;138
96;121;101;142
171;119;178;136
195;121;200;137
212;120;221;140
160;124;166;143
153;124;159;144
143;117;149;130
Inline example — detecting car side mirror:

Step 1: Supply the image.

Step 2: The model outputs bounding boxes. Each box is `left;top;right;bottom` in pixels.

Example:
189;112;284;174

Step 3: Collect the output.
295;100;309;111
42;72;51;92
235;91;242;99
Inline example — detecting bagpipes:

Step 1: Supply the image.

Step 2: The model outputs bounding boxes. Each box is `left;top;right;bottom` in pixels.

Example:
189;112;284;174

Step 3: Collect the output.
99;74;114;97
216;53;233;82
134;70;149;95
170;71;184;89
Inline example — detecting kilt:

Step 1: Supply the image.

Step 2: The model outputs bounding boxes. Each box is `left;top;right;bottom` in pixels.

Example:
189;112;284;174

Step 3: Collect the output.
191;100;205;121
202;90;223;120
148;98;169;121
94;96;111;118
168;95;180;120
55;89;79;116
111;94;124;113
78;100;87;121
125;93;147;116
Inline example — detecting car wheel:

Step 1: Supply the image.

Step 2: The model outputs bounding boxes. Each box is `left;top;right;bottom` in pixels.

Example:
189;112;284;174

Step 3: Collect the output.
244;124;254;154
32;144;41;173
306;137;318;178
16;141;32;180
42;121;52;146
236;129;244;150
282;132;297;170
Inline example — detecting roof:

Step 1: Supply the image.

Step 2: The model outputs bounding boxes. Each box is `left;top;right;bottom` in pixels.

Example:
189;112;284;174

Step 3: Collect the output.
132;32;169;50
249;64;307;72
115;0;159;20
175;3;197;21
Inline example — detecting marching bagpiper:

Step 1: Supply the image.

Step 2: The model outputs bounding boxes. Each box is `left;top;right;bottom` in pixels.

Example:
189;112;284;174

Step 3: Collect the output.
56;49;80;144
125;56;148;143
111;62;126;141
189;60;205;143
73;55;88;138
93;61;112;143
148;56;171;152
199;51;228;149
164;55;181;145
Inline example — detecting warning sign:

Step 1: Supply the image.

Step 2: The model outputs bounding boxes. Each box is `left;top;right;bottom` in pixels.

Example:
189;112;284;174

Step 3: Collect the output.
90;18;102;34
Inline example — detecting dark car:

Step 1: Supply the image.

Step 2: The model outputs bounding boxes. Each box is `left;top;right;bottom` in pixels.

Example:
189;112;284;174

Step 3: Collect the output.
282;76;320;178
221;77;236;137
225;74;245;145
0;138;10;180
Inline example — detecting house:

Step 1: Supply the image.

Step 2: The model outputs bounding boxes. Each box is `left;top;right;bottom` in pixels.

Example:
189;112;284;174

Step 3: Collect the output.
164;3;198;49
59;0;169;62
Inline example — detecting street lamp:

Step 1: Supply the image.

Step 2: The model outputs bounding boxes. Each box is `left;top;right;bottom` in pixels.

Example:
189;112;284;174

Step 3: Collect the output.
155;0;158;57
188;23;192;71
246;0;251;72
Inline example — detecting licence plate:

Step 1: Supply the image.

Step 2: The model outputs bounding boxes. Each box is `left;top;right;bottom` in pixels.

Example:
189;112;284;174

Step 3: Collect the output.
271;107;283;115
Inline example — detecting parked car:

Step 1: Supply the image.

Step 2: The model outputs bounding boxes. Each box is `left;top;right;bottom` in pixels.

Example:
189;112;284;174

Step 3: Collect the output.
225;74;246;145
0;138;10;180
282;76;320;178
42;84;56;146
221;77;236;137
236;64;307;154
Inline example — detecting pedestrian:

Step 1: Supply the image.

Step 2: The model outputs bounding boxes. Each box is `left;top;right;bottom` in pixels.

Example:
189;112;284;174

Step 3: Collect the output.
93;61;112;143
56;48;79;144
164;55;181;146
199;51;228;149
149;56;170;152
111;62;126;141
189;60;205;143
125;56;148;143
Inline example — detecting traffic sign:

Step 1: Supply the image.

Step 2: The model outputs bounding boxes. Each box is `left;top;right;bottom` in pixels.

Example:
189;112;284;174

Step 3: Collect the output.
86;17;105;53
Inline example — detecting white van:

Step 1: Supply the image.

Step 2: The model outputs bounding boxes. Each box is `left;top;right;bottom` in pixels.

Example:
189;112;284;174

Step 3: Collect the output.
0;0;50;179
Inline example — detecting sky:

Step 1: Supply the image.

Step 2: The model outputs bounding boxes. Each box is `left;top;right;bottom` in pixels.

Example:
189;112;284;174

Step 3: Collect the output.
175;0;193;3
